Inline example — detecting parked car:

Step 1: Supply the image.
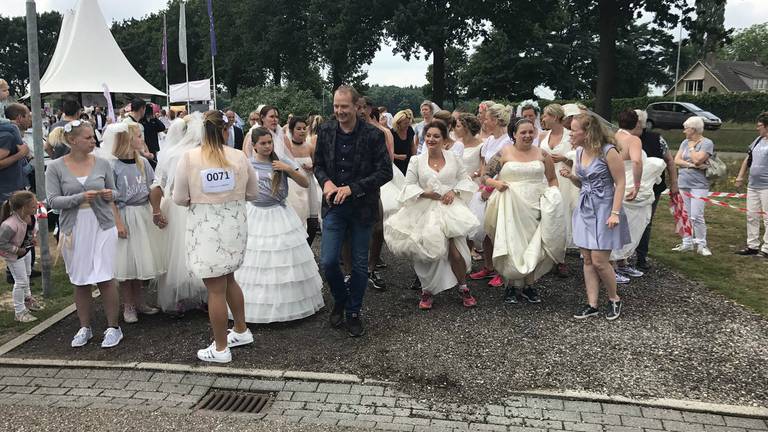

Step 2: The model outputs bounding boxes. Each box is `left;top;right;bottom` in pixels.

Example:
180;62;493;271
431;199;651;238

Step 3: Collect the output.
645;102;722;130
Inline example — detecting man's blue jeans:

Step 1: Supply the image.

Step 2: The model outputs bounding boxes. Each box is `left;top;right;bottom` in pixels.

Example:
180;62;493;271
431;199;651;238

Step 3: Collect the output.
320;203;372;316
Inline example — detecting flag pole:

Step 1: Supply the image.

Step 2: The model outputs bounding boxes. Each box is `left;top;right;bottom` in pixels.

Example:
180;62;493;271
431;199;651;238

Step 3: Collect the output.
185;65;190;114
211;56;217;110
163;14;169;109
207;0;217;110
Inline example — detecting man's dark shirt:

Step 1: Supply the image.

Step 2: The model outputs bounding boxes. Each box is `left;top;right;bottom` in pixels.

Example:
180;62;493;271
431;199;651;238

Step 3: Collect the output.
334;126;356;187
640;129;668;196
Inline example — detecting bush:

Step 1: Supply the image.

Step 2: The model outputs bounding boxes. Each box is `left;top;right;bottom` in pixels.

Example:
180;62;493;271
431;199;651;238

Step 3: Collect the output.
544;92;768;123
231;85;321;119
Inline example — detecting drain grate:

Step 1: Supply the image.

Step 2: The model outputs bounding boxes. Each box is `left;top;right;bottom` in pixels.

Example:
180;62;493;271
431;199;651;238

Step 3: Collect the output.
194;390;272;414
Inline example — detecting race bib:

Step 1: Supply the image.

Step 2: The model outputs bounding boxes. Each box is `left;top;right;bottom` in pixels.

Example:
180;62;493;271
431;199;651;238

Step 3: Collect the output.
200;168;235;193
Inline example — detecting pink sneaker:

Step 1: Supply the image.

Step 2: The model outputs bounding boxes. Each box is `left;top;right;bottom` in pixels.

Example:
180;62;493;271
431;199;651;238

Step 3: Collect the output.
470;267;495;280
419;291;433;310
488;274;504;287
459;287;477;308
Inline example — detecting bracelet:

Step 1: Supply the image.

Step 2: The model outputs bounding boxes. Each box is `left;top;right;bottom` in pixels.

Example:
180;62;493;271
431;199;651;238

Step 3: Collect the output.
611;210;620;216
152;212;162;216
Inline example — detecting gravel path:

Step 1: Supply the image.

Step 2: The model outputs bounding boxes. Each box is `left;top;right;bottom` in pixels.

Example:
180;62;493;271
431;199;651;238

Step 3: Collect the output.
9;250;768;408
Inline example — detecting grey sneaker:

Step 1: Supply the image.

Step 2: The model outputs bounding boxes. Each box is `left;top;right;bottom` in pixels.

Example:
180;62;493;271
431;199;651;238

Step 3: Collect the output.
14;310;38;323
101;327;124;348
617;265;644;278
71;327;93;348
615;272;630;284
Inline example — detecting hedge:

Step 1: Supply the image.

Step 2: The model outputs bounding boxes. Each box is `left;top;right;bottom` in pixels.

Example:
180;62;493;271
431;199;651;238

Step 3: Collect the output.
544;92;768;123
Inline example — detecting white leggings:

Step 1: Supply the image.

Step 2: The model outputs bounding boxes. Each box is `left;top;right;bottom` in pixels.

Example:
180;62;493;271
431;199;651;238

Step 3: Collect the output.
8;253;32;314
681;188;708;247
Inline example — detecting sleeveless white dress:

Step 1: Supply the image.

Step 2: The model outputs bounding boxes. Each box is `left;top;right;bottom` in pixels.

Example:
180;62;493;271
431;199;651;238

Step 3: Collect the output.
485;161;565;287
540;129;579;249
384;151;479;294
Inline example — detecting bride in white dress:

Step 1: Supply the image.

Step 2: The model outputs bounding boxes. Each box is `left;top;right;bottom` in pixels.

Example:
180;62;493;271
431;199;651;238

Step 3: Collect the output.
149;113;207;314
485;119;565;305
384;121;479;310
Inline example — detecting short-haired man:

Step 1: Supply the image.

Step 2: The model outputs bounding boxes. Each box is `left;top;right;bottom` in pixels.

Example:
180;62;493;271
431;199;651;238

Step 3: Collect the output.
413;100;435;156
225;110;244;150
314;85;392;337
0;103;30;202
46;99;81;158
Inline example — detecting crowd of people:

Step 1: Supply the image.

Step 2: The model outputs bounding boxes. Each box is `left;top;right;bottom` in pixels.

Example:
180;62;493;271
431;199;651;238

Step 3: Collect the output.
2;76;768;363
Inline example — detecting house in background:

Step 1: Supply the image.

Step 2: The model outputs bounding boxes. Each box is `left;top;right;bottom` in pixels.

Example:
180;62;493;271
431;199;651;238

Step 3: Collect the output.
665;55;768;96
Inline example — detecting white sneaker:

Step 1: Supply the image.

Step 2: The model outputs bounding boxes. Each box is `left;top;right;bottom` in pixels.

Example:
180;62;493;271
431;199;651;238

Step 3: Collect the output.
15;310;38;323
101;327;124;348
615;272;630;284
71;327;93;348
123;306;138;323
672;243;694;252
227;328;254;348
197;342;232;363
697;246;712;256
137;304;160;315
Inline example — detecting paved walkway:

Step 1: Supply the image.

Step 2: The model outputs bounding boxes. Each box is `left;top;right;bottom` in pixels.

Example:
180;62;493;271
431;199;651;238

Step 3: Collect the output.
1;365;766;432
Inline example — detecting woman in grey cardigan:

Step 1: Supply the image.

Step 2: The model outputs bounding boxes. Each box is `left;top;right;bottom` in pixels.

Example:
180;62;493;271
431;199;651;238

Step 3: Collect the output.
45;120;123;349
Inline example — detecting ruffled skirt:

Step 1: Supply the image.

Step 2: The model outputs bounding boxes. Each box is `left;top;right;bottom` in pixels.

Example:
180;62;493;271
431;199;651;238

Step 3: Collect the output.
61;208;117;286
235;203;324;323
115;203;166;281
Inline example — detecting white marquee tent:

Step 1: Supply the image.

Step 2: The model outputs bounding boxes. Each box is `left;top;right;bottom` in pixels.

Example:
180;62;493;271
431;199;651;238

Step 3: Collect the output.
39;0;165;96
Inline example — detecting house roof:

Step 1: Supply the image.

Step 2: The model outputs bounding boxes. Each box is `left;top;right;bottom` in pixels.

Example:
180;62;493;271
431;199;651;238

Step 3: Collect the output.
709;61;768;92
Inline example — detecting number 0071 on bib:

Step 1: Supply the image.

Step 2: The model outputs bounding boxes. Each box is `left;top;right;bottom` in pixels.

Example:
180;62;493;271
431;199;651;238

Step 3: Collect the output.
200;169;236;193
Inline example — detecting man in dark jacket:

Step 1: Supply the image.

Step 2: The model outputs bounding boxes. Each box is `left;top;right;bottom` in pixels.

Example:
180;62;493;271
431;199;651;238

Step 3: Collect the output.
314;85;392;337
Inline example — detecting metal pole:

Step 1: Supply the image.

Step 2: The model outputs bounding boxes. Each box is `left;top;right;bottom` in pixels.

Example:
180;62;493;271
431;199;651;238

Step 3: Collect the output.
26;0;53;298
673;19;683;102
185;63;190;113
164;14;170;109
211;55;217;110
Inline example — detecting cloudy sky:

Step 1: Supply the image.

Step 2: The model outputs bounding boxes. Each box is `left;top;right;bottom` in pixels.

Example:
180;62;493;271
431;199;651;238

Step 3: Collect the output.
4;0;768;89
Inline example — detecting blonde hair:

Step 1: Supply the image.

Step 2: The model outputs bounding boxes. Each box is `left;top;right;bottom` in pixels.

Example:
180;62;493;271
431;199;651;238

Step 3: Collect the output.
543;104;565;122
392;110;412;129
573;113;617;155
111;123;145;177
48;127;68;148
486;103;513;127
202;110;231;168
63;121;92;147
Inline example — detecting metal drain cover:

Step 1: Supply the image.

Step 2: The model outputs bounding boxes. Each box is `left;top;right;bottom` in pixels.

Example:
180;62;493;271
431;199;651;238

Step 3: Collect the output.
194;390;272;414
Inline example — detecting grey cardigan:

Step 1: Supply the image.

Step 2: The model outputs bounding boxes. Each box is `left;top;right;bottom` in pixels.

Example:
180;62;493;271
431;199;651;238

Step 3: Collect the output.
45;156;117;235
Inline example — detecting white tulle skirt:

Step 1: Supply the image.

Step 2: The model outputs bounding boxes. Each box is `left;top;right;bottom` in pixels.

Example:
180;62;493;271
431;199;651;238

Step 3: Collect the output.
61;208;117;286
115;203;166;281
154;197;207;312
235;203;324;323
468;190;488;244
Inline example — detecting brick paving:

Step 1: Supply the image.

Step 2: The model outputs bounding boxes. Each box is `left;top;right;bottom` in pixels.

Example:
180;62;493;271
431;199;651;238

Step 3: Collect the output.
0;366;766;432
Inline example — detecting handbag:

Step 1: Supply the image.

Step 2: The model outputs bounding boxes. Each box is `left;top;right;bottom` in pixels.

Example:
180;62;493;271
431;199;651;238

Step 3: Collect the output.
705;153;727;180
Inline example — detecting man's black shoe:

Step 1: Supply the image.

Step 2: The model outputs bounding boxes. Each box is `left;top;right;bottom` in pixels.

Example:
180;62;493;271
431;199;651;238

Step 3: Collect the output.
636;259;651;272
409;277;421;291
6;273;13;285
735;247;759;256
346;313;365;337
368;271;386;291
30;269;41;278
330;304;345;328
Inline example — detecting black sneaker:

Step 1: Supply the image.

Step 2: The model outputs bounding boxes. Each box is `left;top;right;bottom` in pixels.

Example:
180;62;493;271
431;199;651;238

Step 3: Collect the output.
375;259;387;269
504;286;518;304
521;286;541;303
30;269;42;278
346;313;365;337
6;272;13;285
574;305;599;319
329;303;345;328
368;271;386;291
409;277;421;291
735;247;759;256
606;300;622;321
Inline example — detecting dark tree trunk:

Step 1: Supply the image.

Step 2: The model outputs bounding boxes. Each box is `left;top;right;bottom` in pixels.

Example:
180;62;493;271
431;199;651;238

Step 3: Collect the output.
595;0;617;120
432;43;446;107
331;66;343;92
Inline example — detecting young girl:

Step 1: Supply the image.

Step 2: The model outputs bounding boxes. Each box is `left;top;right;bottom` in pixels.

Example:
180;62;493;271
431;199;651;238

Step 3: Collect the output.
235;127;324;323
107;123;165;323
0;191;41;322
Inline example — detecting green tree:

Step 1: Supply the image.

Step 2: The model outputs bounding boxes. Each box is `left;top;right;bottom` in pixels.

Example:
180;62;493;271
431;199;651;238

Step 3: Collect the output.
686;0;732;60
307;0;385;91
387;0;485;107
0;12;62;97
720;23;768;65
231;84;321;118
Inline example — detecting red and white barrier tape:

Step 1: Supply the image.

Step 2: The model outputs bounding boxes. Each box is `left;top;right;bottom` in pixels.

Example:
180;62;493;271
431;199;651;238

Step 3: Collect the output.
678;191;767;216
662;190;747;199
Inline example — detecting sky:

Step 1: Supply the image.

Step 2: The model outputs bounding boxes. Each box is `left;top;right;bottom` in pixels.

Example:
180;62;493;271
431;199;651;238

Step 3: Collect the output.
3;0;768;90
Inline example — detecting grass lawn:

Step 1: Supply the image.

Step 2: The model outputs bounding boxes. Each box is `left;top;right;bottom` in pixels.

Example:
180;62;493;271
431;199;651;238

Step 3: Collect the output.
0;251;75;346
655;123;757;154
